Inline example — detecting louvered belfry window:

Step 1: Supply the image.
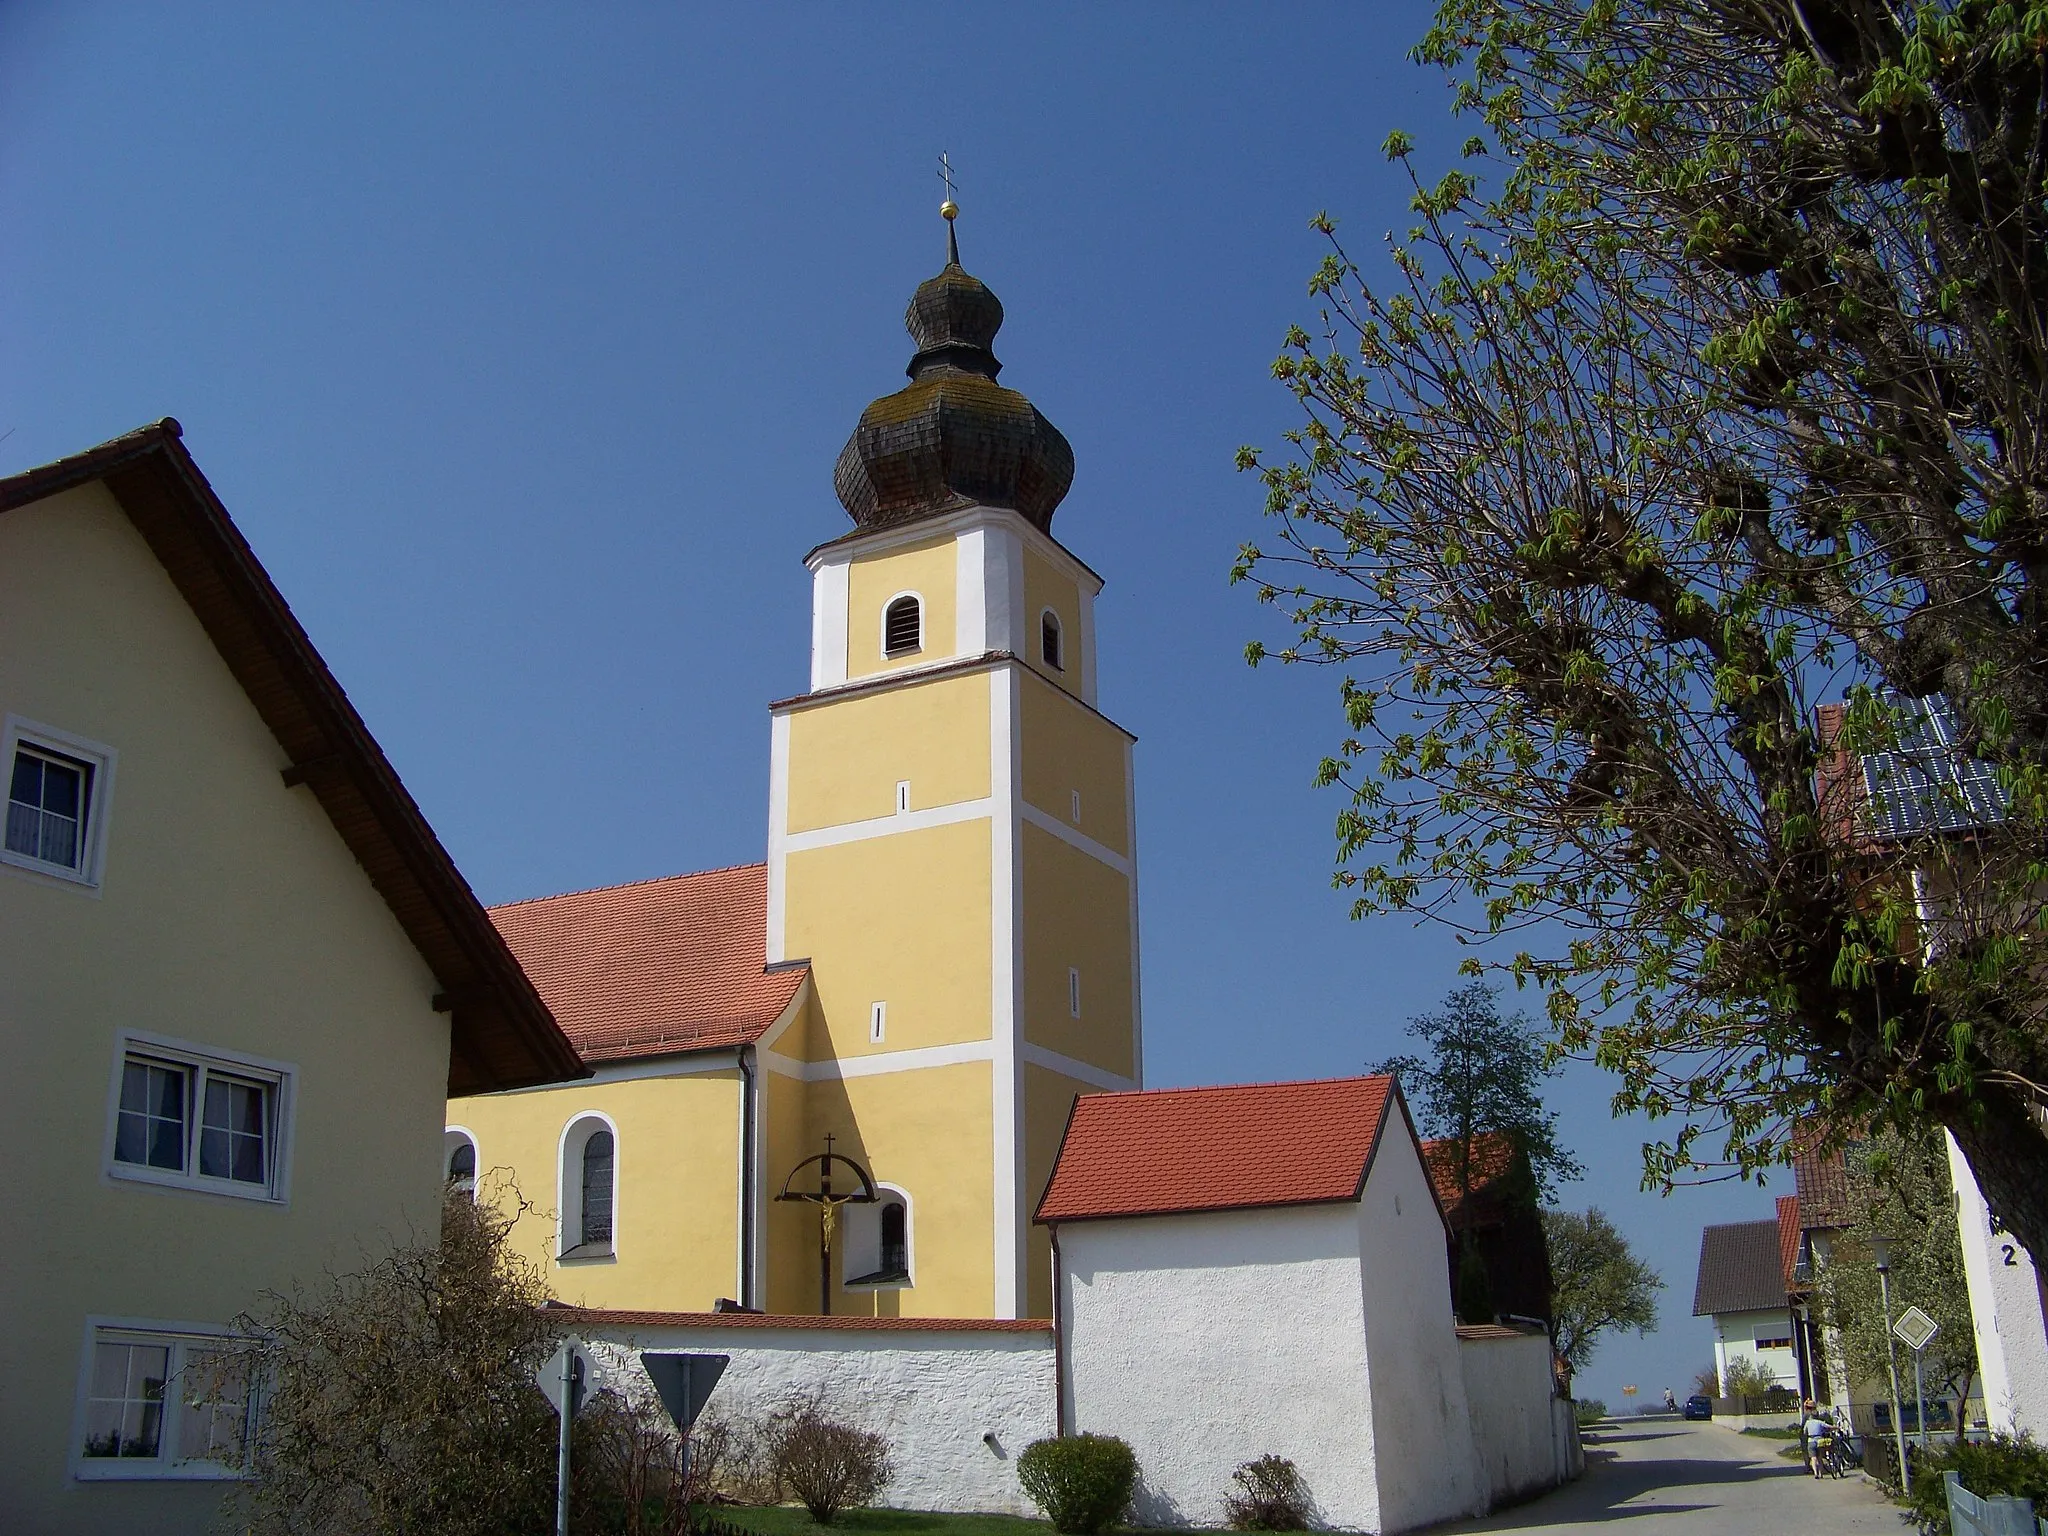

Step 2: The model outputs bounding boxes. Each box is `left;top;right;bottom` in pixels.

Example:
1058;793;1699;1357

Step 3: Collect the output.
1041;611;1063;671
883;596;922;657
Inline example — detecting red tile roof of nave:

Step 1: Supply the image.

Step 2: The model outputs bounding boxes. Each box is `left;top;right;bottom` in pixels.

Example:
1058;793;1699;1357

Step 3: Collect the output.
1034;1075;1397;1224
488;864;805;1064
1776;1195;1803;1288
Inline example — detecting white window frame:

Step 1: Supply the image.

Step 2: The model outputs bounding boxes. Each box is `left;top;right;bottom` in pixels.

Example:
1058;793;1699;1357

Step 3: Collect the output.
444;1125;480;1196
2;715;117;891
103;1031;296;1206
69;1317;254;1482
842;1182;914;1291
557;1111;620;1263
1040;607;1065;671
869;1001;887;1044
879;591;924;659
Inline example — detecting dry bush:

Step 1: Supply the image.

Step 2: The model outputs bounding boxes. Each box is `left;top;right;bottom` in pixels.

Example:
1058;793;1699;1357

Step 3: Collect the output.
230;1190;562;1535
761;1390;893;1524
1223;1456;1313;1531
575;1387;737;1536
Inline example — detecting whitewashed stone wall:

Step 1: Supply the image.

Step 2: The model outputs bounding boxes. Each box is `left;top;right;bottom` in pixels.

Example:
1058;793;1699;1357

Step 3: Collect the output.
1057;1202;1384;1530
1457;1329;1579;1508
577;1317;1056;1517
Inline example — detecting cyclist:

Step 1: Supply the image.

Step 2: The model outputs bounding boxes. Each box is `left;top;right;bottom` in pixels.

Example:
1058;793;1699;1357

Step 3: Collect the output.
1802;1400;1839;1477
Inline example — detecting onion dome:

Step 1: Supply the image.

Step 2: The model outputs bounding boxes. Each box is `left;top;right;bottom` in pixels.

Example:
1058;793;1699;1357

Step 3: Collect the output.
834;226;1074;534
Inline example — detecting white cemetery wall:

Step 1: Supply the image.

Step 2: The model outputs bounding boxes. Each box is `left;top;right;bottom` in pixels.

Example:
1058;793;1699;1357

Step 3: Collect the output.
575;1314;1056;1517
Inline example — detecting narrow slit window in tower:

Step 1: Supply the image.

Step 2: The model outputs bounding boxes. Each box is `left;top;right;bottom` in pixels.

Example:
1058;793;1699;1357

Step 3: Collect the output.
1069;968;1081;1018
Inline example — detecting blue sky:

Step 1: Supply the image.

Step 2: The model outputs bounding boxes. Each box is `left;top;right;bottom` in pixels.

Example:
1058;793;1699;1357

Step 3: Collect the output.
1;2;1783;1406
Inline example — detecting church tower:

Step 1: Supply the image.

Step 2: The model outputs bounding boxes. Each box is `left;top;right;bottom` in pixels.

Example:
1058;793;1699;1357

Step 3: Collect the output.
762;214;1141;1320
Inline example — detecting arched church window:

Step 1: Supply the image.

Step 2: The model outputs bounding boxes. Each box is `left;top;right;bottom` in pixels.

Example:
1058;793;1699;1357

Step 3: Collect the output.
581;1130;614;1247
444;1130;477;1196
880;1200;908;1277
844;1185;912;1287
883;595;922;657
1041;609;1064;671
558;1114;618;1261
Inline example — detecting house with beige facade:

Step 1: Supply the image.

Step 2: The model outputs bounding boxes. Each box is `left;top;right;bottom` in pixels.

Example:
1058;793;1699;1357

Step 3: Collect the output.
0;421;583;1533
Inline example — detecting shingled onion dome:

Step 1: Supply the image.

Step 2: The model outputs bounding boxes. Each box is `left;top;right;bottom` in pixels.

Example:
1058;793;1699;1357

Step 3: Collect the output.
833;230;1074;534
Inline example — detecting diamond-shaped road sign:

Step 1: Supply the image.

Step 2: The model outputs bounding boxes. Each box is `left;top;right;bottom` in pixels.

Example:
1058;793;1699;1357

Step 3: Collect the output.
1893;1305;1940;1353
537;1339;597;1420
642;1352;729;1434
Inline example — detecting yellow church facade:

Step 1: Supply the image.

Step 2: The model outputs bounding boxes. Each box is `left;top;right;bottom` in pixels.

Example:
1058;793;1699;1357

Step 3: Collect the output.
450;224;1141;1321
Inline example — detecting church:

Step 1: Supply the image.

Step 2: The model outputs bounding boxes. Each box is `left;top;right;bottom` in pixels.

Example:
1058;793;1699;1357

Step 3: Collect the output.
448;211;1142;1322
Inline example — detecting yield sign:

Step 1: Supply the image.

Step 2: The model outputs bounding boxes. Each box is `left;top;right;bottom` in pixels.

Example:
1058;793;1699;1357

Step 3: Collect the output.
642;1353;729;1434
1893;1306;1940;1352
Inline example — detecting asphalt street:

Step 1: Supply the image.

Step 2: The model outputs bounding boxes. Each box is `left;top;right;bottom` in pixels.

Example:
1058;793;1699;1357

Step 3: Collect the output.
1433;1416;1909;1533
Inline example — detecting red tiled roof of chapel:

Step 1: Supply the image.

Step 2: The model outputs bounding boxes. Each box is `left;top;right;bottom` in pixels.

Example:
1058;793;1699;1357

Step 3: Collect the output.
1035;1075;1399;1224
489;864;805;1064
1776;1195;1803;1288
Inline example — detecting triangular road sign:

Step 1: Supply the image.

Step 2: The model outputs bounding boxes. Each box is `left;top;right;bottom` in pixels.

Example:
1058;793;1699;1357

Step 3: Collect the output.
643;1352;729;1434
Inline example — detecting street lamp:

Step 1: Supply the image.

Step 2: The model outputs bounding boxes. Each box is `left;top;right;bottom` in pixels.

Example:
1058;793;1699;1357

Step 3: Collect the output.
1872;1236;1910;1487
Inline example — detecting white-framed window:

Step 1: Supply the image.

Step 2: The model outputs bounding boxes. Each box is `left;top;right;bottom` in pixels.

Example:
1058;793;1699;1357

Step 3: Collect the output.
1040;608;1064;671
881;594;923;658
1069;967;1082;1019
105;1033;294;1204
3;716;116;889
71;1319;253;1481
843;1184;913;1288
558;1113;618;1261
869;1001;887;1044
444;1127;479;1195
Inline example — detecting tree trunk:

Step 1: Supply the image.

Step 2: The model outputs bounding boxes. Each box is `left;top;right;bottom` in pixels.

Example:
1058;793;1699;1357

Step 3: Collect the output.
1945;1092;2048;1280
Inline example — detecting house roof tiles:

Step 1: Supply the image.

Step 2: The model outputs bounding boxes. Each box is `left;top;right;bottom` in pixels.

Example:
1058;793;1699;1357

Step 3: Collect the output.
1034;1075;1398;1224
489;864;805;1063
1692;1219;1789;1317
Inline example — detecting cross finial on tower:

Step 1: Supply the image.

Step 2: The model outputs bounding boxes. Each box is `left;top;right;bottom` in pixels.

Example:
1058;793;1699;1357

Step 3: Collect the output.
938;152;960;264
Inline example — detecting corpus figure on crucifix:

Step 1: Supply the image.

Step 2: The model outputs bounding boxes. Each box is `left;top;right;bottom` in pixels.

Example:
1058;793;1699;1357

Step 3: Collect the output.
775;1134;878;1316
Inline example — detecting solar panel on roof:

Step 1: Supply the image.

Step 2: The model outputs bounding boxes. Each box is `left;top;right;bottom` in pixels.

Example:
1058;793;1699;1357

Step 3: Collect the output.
1859;694;2010;838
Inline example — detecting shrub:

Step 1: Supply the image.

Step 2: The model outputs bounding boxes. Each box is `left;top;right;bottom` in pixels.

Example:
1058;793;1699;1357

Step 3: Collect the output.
1905;1434;2048;1535
1721;1357;1779;1399
761;1392;892;1525
1574;1400;1608;1426
1223;1456;1312;1531
1018;1434;1138;1534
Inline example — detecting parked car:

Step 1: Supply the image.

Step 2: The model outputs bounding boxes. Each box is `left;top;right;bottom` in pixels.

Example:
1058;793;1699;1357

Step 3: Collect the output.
1683;1395;1714;1420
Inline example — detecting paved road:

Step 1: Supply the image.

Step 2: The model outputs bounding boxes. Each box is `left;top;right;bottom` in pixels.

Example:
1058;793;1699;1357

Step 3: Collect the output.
1434;1417;1908;1533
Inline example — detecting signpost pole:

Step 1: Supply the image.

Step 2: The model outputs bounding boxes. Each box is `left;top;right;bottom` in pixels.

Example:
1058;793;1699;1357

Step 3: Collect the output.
557;1346;576;1536
1913;1346;1928;1455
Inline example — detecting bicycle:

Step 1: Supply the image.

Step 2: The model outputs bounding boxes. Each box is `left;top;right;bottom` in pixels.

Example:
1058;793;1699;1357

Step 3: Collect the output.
1809;1432;1849;1478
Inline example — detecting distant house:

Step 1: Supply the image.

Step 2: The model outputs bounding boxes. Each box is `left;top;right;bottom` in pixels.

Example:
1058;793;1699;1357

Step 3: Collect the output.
0;423;584;1533
1420;1133;1554;1327
1692;1218;1799;1396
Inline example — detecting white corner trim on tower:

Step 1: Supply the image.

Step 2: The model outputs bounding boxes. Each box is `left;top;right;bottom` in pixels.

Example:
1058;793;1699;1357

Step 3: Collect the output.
811;559;851;690
956;526;989;655
766;712;792;964
991;662;1024;1319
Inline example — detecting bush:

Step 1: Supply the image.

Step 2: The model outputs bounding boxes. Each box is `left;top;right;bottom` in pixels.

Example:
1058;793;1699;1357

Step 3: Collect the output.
1223;1456;1312;1531
1017;1434;1139;1534
761;1392;892;1525
1905;1435;2048;1535
1721;1357;1780;1399
1574;1399;1608;1426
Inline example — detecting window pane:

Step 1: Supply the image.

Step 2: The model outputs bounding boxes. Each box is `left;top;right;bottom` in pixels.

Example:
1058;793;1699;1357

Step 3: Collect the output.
200;1076;268;1185
39;808;79;868
82;1341;169;1460
8;750;40;804
174;1346;249;1467
449;1141;476;1183
581;1130;614;1246
41;759;81;818
115;1060;188;1173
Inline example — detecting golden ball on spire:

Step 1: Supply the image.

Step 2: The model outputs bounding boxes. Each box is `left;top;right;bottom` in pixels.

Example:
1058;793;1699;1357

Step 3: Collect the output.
940;199;959;221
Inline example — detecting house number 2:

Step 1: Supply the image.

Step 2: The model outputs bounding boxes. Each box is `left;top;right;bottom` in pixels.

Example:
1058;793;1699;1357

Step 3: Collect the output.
2004;1244;2020;1267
